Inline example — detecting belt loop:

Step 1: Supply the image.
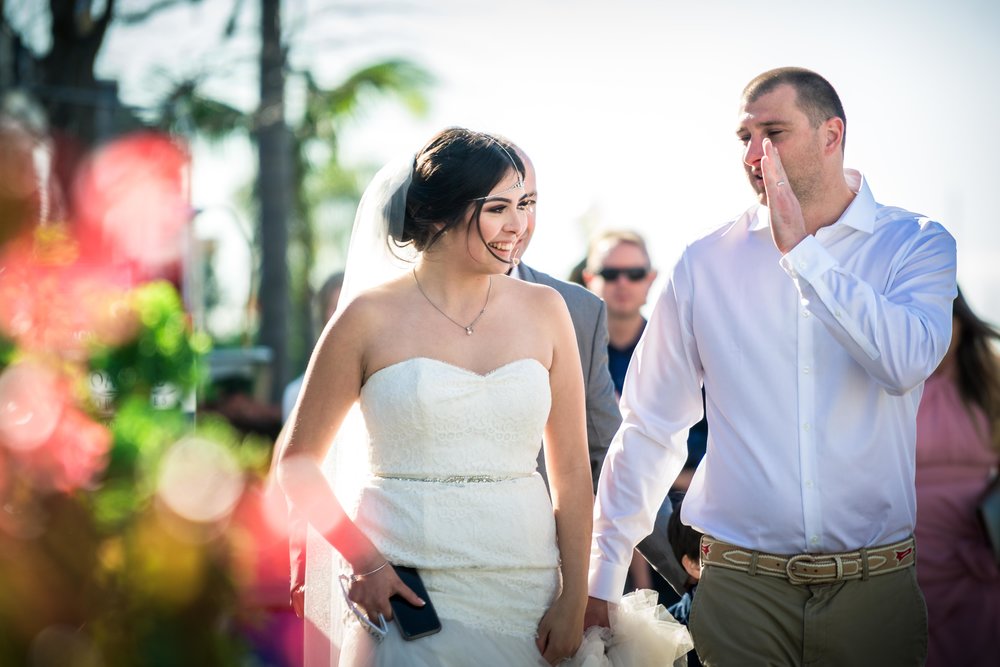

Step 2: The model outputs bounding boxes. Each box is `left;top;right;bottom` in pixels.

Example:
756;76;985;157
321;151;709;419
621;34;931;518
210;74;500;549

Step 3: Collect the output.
747;550;759;576
859;546;870;581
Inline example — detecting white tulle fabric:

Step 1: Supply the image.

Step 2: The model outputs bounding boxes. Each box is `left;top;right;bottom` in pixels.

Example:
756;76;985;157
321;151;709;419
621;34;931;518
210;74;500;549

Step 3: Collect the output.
577;590;695;667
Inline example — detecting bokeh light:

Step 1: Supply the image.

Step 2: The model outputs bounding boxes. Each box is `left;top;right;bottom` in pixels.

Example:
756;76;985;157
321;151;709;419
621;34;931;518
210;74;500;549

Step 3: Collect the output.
156;436;244;525
0;362;64;452
28;404;112;493
73;132;190;278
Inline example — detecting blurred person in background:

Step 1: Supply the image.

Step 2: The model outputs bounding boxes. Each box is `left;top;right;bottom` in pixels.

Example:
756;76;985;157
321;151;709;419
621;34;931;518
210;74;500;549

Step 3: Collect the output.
914;287;1000;667
582;229;658;400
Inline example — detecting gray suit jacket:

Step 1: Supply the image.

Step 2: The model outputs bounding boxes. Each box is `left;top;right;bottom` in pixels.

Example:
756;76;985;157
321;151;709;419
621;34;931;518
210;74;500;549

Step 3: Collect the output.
518;263;621;491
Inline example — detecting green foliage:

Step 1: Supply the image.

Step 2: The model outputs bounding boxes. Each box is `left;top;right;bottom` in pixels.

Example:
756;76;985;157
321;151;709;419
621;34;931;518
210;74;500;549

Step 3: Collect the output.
158;81;250;141
0;333;13;367
0;277;267;666
89;281;212;402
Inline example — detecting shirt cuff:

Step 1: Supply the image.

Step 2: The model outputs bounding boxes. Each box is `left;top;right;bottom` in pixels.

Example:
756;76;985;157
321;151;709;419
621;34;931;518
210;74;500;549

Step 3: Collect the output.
588;555;629;603
778;234;837;284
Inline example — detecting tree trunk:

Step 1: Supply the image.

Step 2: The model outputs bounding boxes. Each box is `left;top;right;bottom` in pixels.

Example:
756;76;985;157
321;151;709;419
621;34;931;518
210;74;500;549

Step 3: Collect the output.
255;0;291;404
34;0;118;214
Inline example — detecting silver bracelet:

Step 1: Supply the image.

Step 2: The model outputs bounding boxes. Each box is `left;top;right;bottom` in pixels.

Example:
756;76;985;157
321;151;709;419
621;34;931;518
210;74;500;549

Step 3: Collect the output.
337;574;388;642
349;560;389;584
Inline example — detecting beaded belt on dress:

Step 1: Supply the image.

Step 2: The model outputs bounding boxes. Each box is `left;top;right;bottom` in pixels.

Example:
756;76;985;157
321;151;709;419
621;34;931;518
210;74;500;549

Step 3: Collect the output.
373;473;528;483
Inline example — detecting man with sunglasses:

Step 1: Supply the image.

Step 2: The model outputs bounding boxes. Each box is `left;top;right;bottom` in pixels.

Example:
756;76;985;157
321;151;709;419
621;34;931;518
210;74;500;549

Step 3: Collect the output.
582;230;658;398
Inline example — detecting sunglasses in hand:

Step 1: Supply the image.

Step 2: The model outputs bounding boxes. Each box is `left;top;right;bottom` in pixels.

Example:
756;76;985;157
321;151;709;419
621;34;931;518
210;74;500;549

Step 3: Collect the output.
595;266;650;282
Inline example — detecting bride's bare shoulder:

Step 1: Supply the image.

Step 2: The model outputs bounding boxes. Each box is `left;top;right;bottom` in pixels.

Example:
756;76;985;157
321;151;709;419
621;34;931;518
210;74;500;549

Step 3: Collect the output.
334;275;414;325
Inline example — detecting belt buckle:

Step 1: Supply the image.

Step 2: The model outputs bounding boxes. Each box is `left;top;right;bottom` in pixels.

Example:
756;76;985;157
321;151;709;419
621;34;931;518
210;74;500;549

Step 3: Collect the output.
785;553;836;584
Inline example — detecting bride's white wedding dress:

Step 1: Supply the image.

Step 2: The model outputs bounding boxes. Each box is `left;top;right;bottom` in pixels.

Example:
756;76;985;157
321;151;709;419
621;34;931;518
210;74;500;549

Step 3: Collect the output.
320;356;691;666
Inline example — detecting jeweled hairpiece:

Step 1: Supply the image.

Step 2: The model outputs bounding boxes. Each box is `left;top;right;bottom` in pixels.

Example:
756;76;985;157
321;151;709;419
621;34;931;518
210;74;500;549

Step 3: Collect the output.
471;133;524;200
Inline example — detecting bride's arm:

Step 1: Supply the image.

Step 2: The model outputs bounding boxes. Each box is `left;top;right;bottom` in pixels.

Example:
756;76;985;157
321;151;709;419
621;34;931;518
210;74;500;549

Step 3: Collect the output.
536;289;594;664
276;298;423;620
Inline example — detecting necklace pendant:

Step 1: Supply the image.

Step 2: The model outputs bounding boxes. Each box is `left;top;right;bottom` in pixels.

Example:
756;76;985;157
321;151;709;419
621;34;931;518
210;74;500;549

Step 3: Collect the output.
465;327;473;336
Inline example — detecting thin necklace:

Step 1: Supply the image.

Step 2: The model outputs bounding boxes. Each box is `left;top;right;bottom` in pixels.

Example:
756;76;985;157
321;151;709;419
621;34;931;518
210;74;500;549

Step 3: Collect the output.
412;269;492;336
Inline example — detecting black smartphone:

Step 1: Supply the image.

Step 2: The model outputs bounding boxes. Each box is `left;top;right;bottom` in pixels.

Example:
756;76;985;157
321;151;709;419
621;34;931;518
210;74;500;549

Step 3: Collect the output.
389;565;442;640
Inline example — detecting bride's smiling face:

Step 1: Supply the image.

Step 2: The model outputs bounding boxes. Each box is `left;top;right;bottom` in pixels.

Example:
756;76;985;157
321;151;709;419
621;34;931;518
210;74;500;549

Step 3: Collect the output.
464;168;528;266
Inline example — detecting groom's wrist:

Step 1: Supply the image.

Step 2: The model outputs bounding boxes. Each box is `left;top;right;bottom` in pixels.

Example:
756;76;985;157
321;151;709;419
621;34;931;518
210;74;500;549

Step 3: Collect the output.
588;558;628;604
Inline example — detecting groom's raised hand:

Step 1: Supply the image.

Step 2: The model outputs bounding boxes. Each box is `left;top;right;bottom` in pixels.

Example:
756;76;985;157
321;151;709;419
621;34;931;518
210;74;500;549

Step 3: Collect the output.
761;138;807;255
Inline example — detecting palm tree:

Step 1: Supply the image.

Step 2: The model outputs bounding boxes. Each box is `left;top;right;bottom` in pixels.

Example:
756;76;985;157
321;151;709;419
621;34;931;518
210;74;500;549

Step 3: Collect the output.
158;59;432;392
288;61;431;366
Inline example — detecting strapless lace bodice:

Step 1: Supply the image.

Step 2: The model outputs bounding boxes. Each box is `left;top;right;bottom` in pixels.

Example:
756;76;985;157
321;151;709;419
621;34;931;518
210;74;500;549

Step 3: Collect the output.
345;357;559;638
359;357;551;478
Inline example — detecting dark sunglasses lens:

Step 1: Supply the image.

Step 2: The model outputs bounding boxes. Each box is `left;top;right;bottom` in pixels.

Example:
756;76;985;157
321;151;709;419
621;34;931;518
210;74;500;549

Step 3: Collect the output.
599;267;648;281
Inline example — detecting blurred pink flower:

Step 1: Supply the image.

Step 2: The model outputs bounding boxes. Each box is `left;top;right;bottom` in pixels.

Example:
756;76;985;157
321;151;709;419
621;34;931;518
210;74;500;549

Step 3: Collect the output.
19;402;111;494
0;362;65;452
73;132;191;279
0;231;139;359
0;361;110;494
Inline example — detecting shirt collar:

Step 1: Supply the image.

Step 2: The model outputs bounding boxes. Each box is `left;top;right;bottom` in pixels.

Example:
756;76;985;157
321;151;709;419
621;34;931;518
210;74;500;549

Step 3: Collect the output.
749;169;876;234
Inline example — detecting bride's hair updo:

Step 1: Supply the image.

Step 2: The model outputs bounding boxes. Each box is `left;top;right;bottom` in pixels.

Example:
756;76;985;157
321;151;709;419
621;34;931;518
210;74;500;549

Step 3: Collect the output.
399;127;524;252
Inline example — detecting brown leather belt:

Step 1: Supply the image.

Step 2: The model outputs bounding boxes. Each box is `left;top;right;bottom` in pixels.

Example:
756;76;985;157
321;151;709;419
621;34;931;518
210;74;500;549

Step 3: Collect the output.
700;535;916;585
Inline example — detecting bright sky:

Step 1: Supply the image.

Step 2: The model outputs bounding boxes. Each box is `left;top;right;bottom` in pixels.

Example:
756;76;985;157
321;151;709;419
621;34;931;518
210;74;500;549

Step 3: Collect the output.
95;0;1000;331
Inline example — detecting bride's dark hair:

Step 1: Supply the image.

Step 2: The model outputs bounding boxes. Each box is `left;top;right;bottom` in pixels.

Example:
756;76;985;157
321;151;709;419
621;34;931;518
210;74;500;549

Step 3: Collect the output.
399;127;524;253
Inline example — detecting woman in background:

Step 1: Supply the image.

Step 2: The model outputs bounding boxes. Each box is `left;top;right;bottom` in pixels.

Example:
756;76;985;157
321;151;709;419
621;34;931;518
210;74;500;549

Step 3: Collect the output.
914;287;1000;666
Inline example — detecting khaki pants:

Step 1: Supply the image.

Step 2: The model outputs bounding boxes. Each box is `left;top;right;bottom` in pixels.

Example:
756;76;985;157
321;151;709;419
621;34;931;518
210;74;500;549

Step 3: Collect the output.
689;564;927;666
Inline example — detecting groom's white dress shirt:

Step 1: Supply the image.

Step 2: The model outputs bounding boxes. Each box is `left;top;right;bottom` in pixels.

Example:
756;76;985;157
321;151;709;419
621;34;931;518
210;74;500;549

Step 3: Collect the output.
589;170;957;602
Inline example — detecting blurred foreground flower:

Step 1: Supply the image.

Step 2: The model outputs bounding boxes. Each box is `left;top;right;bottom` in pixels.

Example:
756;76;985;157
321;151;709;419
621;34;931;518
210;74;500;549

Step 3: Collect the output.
74;132;191;280
0;131;276;666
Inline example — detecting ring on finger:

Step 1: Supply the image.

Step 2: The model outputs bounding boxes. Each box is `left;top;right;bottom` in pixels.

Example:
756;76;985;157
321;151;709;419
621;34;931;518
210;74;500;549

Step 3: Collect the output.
776;180;786;186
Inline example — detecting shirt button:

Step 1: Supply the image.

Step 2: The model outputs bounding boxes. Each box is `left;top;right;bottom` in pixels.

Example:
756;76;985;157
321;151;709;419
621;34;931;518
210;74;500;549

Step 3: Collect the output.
835;309;843;318
810;535;820;545
802;366;811;374
802;310;810;318
798;260;808;270
805;480;814;489
803;423;811;432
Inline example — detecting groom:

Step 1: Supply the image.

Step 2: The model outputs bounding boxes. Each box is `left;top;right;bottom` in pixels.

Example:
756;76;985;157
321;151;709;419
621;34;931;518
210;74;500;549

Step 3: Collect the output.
509;145;621;492
584;67;956;665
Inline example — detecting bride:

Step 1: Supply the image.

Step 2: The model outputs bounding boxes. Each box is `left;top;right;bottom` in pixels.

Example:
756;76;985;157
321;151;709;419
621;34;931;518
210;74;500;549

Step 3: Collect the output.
277;127;593;665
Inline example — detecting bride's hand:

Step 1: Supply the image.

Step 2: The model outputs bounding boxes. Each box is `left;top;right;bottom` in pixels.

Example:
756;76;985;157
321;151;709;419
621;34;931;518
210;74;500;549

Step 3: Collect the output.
347;562;425;622
536;593;585;665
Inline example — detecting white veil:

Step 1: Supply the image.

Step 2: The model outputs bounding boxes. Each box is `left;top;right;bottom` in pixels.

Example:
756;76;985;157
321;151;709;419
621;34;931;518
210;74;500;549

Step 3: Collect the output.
303;156;416;667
